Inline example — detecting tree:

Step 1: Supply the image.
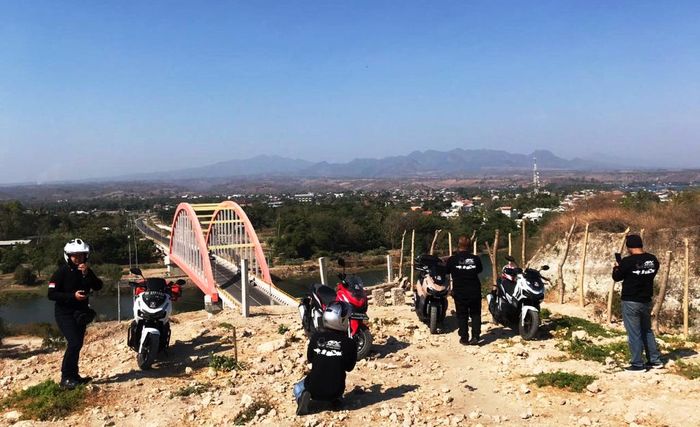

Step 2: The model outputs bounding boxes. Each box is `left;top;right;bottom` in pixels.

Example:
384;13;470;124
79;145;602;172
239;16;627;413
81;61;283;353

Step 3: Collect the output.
14;265;37;285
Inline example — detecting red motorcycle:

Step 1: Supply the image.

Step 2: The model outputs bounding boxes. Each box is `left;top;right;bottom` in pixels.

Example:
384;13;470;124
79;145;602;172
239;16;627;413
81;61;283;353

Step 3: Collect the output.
298;258;373;360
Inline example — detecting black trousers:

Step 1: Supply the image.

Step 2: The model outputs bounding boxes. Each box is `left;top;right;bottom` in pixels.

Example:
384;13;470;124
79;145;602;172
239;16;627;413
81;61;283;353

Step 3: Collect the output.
55;312;86;380
453;295;481;339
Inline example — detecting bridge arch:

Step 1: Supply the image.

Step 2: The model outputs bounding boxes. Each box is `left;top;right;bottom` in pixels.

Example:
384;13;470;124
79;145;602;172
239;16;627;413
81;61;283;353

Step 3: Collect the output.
203;201;272;284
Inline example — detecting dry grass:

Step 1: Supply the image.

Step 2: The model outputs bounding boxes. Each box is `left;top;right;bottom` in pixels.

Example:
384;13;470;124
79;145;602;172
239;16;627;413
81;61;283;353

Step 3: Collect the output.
539;191;700;246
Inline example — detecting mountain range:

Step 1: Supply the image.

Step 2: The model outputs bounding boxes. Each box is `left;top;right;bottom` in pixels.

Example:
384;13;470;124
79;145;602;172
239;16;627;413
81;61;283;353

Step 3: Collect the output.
115;149;612;182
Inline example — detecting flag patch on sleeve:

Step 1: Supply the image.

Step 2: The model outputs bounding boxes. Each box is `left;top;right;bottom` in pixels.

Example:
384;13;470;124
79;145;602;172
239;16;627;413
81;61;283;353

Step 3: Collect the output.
48;282;56;289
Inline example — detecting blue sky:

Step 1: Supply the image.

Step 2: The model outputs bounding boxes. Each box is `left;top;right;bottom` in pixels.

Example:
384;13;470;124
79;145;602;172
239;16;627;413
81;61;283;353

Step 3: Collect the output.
1;1;699;183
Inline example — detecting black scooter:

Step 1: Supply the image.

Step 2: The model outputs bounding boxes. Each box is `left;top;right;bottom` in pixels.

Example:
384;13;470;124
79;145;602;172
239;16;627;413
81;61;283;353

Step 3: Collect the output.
413;254;449;334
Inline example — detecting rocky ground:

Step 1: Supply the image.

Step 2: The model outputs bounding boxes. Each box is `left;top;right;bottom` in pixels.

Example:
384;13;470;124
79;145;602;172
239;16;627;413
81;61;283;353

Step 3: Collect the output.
2;300;700;426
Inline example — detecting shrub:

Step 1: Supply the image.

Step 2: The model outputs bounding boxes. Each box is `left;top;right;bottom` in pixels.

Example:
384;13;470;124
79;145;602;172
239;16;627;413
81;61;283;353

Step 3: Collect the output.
550;315;623;339
234;398;274;425
531;371;597;392
0;380;85;420
209;353;247;372
14;265;37;285
673;360;700;380
277;324;289;334
561;339;630;364
173;382;210;397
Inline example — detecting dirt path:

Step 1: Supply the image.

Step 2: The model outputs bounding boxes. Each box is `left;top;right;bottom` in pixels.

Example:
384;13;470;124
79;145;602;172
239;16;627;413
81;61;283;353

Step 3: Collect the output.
1;301;699;426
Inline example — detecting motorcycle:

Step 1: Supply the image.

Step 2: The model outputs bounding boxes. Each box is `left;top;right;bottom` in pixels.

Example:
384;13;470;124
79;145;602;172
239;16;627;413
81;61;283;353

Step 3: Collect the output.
127;267;185;369
298;258;373;360
413;254;449;334
486;255;549;340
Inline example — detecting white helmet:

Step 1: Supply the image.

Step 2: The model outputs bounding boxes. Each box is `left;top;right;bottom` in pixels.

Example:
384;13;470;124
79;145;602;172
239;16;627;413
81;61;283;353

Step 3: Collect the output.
64;238;90;263
323;301;351;332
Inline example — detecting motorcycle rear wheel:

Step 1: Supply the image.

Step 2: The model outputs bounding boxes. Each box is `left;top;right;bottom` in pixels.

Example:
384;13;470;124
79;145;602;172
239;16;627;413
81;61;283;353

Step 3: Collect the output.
354;327;373;360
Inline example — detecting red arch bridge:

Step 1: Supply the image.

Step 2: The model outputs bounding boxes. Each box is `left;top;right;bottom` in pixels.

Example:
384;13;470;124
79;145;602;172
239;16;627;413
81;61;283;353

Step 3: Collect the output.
136;201;297;309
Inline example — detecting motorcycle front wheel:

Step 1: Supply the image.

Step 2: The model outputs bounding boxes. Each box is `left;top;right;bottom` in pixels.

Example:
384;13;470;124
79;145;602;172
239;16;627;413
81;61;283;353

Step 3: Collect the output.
429;305;439;334
354;327;373;360
519;310;539;340
137;333;159;370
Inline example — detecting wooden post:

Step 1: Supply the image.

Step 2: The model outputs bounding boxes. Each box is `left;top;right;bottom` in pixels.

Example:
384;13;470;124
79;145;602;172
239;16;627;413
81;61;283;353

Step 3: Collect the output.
241;259;249;318
410;230;415;288
485;229;500;287
386;254;393;283
448;232;453;255
577;223;590;307
470;230;477;254
558;218;577;304
508;232;512;256
521;220;527;266
430;229;442;255
398;230;406;279
318;257;328;285
684;238;690;337
232;326;238;362
651;250;673;334
607;227;630;323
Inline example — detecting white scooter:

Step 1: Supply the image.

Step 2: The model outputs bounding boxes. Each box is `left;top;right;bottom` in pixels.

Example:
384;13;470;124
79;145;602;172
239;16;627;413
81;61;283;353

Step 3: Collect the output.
127;267;184;370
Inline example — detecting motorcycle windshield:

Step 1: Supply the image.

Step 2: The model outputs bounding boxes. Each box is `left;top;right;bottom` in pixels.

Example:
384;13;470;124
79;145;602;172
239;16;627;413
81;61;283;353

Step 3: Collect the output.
346;276;366;299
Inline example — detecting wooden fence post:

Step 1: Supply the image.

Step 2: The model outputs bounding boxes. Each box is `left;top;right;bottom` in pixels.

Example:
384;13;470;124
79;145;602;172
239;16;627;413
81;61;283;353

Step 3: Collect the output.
684;238;690;337
508;232;512;256
558;218;577;304
430;229;442;255
410;230;415;288
448;232;453;255
486;229;500;287
521;220;527;266
607;227;630;323
398;230;406;279
652;250;673;334
577;223;590;307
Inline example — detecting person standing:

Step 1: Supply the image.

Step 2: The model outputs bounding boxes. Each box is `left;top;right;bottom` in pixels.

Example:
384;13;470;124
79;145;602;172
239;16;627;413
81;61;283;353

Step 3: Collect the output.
48;238;103;389
612;234;663;372
447;235;484;345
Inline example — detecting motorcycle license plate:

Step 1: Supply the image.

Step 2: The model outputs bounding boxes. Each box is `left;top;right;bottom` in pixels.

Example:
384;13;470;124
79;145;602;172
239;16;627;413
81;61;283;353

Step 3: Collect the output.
350;313;369;320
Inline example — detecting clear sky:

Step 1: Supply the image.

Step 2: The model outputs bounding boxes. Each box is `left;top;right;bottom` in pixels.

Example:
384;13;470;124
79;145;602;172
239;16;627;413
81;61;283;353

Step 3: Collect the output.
1;1;699;183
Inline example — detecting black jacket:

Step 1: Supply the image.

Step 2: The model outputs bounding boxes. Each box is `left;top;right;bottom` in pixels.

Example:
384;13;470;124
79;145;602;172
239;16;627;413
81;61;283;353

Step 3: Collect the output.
612;253;659;303
446;251;483;298
48;263;103;314
304;330;357;401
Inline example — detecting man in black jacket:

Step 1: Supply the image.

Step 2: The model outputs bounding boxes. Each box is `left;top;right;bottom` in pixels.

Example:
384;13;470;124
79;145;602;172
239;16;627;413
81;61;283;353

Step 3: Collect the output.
294;301;357;416
447;235;484;345
612;234;663;372
48;238;103;389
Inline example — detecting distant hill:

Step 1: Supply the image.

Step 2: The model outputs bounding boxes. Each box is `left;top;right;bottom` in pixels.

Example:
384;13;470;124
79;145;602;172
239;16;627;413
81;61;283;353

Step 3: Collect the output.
105;148;611;182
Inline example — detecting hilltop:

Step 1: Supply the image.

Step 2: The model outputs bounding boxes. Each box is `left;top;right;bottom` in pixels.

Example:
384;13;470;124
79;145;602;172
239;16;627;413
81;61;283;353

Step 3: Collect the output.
2;300;700;426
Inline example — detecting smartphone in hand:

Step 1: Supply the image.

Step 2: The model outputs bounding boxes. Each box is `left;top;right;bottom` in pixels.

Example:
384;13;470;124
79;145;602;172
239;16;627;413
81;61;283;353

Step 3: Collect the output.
614;253;622;264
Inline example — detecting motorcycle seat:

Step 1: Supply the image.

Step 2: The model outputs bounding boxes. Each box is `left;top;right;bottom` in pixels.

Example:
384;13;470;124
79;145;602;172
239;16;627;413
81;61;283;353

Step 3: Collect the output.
311;284;337;306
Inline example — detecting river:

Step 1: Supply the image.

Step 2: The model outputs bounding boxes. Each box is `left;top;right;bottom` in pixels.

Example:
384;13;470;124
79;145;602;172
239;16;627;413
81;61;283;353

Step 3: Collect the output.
0;255;492;325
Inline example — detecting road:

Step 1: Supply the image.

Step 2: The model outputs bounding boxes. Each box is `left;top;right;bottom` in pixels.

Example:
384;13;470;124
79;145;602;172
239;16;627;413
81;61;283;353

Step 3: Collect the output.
134;217;271;306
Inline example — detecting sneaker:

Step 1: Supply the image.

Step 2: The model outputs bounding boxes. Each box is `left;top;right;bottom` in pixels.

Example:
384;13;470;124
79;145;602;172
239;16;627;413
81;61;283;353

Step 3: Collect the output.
76;375;92;384
468;337;480;346
645;362;665;370
623;365;647;372
296;390;311;416
60;378;80;390
459;337;469;346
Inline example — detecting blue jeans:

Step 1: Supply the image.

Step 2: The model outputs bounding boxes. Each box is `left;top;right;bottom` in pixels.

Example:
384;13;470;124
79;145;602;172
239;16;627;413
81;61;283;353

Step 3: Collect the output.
621;301;662;367
293;378;306;402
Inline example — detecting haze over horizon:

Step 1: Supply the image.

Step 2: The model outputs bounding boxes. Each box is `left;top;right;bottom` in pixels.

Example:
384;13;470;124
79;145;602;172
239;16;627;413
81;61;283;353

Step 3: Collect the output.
2;1;700;184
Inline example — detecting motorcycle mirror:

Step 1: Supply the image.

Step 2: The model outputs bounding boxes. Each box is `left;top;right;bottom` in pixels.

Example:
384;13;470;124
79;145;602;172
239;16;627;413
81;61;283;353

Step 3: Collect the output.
130;267;143;276
541;265;550;271
337;258;346;268
505;255;516;263
176;279;186;286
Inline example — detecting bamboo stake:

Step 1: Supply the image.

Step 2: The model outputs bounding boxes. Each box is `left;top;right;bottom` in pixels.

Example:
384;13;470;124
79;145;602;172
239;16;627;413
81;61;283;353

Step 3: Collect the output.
232;326;238;362
577;223;590;307
521;220;527;266
684;238;690;337
430;229;442;255
508;232;512;256
410;230;415;288
607;227;631;323
398;230;406;279
558;218;577;304
448;232;453;255
651;250;673;334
